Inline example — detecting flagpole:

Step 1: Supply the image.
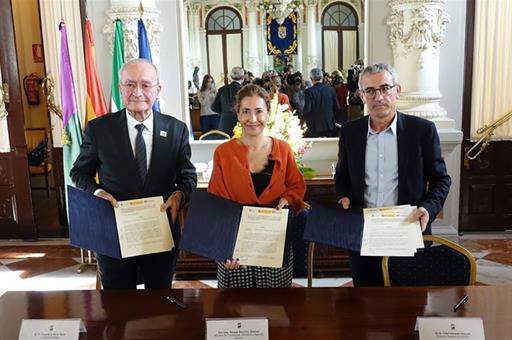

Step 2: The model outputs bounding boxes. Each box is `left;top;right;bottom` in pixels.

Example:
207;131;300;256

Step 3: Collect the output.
138;2;144;18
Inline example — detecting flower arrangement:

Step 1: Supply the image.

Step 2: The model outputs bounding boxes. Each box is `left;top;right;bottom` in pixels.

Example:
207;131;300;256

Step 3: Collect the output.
233;95;314;177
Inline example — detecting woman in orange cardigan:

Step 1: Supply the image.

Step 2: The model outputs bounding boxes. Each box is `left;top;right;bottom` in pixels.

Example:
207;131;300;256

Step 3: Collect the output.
208;84;306;288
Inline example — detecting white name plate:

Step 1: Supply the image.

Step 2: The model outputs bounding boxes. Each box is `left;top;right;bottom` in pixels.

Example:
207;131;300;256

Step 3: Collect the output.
18;319;86;340
415;317;485;340
206;317;268;340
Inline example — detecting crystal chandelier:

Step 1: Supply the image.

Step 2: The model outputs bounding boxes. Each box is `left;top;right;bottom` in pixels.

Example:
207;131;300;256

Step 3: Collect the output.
260;0;303;25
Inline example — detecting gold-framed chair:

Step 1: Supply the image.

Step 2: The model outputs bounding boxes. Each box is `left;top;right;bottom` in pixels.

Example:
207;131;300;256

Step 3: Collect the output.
307;241;316;288
199;129;230;140
95;265;102;290
25;128;52;197
301;202;321;288
382;235;477;286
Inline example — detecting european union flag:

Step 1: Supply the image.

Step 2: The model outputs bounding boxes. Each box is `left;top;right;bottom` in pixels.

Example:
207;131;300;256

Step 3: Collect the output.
138;18;161;112
267;12;298;56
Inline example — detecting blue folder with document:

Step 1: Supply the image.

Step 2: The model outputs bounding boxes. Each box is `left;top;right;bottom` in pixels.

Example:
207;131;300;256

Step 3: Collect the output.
303;201;364;252
67;185;122;259
180;189;291;267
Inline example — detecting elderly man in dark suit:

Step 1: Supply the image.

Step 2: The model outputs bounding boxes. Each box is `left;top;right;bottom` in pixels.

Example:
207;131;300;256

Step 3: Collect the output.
334;63;451;286
303;68;340;137
71;59;197;289
211;66;244;136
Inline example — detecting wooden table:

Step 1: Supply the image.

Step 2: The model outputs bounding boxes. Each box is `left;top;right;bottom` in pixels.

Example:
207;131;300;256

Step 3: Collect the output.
1;286;509;339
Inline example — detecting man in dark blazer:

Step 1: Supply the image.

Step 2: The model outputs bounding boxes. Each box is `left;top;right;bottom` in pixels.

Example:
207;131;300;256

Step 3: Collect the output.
211;66;244;136
303;68;340;137
334;63;451;286
71;59;197;289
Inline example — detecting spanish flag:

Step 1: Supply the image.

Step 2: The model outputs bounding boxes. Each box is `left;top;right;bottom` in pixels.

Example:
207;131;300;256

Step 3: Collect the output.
84;18;107;123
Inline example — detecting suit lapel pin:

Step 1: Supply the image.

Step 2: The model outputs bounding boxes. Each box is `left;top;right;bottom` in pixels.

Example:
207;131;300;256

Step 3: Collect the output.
160;131;167;137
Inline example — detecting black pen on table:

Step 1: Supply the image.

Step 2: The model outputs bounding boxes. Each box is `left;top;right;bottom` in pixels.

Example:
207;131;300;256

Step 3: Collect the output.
453;294;469;312
166;295;186;309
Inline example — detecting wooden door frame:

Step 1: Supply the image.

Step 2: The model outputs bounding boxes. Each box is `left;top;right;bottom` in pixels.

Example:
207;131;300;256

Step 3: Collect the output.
461;0;474;138
206;31;244;85
205;6;243;86
459;0;474;231
321;2;359;71
0;0;36;238
321;26;359;71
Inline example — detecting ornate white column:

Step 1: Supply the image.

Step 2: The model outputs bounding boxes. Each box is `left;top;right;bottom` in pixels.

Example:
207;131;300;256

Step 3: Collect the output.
186;1;202;74
296;7;303;73
305;0;318;72
245;0;260;76
388;0;454;128
103;0;162;66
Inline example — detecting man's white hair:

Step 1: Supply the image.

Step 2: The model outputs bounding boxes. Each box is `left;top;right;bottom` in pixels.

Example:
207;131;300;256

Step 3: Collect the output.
120;58;160;83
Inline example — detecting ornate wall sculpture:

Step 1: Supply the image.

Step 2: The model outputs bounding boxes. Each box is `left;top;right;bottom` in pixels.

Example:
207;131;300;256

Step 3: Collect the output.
388;0;453;128
103;3;162;66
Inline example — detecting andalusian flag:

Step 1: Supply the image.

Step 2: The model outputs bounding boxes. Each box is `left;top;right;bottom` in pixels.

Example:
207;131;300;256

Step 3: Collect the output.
84;18;107;123
111;19;124;112
138;18;160;112
59;22;83;194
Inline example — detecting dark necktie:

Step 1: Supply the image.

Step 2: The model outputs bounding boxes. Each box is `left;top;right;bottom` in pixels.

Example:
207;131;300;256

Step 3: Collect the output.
134;124;147;181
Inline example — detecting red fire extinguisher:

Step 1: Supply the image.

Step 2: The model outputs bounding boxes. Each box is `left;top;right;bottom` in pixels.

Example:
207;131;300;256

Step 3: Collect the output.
23;73;41;105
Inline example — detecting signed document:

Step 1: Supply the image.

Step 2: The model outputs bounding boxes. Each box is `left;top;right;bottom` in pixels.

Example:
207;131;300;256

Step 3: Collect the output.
233;207;289;268
360;205;424;257
114;196;174;258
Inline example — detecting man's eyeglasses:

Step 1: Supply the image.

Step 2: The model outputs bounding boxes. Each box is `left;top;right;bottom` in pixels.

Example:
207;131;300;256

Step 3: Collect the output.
361;84;397;98
120;82;159;92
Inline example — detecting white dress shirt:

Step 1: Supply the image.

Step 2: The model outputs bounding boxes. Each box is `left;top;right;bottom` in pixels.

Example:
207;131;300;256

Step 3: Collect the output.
126;110;153;170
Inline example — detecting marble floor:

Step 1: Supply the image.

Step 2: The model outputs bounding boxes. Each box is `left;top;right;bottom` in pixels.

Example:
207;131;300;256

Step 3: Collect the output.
1;235;511;296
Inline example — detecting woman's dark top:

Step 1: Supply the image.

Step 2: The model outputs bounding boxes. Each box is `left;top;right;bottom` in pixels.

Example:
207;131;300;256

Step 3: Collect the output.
251;159;275;197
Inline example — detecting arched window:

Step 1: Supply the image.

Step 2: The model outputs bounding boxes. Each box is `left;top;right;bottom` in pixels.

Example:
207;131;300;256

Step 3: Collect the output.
321;2;359;73
206;7;243;86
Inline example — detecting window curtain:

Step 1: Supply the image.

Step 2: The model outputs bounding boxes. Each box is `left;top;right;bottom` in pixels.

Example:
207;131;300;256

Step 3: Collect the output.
471;0;512;139
0;67;10;153
40;0;87;147
226;34;242;77
208;34;225;87
342;31;357;72
323;30;338;73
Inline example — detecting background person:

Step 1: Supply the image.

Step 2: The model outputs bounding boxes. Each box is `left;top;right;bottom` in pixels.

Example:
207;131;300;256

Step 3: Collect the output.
303;68;339;137
197;74;219;133
332;70;349;124
212;66;245;136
